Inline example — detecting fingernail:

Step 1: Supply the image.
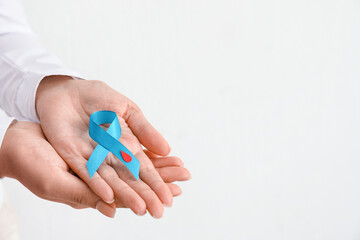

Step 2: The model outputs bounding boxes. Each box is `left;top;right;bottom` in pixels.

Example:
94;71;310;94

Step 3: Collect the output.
151;213;163;219
105;199;115;204
96;201;116;218
163;204;171;208
174;188;183;197
167;145;172;155
136;210;147;216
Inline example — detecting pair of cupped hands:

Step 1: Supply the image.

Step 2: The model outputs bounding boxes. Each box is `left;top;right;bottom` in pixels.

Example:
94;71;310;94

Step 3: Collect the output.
0;76;191;218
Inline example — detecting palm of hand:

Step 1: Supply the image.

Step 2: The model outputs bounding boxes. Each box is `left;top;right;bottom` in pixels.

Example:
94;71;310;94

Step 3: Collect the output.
36;78;189;217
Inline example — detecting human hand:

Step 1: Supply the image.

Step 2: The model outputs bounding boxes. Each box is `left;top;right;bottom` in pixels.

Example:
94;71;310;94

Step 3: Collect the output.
36;76;191;218
0;121;115;217
0;122;190;218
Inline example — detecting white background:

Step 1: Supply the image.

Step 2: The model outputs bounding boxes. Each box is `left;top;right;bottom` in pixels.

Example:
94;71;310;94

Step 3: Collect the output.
3;0;360;239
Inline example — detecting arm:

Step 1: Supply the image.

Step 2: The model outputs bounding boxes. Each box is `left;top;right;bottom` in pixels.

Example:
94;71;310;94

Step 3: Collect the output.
0;0;80;122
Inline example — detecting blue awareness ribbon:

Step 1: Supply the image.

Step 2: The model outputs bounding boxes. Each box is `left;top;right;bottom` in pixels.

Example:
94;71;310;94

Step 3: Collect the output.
86;110;140;180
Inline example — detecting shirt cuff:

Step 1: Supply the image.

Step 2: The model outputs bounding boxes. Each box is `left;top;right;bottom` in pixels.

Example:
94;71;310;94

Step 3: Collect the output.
16;70;82;123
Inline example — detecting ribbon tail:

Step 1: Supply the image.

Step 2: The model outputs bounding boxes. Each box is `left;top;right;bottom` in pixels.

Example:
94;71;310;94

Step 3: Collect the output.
126;157;140;180
87;144;110;178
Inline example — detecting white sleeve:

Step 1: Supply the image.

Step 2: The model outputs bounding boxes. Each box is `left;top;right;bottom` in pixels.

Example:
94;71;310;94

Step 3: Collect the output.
0;0;81;123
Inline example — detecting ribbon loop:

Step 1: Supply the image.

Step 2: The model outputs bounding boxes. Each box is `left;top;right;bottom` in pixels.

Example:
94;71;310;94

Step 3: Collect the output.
86;110;140;180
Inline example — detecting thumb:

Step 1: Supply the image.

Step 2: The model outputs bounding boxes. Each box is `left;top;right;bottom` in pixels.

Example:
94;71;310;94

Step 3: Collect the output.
125;101;171;156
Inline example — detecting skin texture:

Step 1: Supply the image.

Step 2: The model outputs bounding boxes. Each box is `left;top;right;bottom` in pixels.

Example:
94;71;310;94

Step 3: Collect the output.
35;76;191;218
0;122;190;218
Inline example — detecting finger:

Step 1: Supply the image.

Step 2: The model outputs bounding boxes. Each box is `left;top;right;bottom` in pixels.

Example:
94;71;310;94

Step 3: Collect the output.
67;203;87;209
51;171;116;218
97;164;146;215
167;183;182;197
66;156;115;204
156;167;192;183
143;149;159;159
136;151;173;207
125;101;170;156
95;201;116;218
150;155;184;168
113;199;126;209
111;160;165;218
123;179;164;218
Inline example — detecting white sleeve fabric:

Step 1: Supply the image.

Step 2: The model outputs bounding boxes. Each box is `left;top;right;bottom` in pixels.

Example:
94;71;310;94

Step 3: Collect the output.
0;0;82;123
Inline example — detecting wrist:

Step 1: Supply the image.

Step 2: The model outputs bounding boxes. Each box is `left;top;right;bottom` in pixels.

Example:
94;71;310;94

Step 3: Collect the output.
35;75;76;120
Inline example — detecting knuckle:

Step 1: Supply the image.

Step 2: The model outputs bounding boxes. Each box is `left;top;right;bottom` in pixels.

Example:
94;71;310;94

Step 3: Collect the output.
90;80;107;87
142;186;157;197
99;165;114;178
127;99;140;111
117;183;132;195
81;144;95;160
71;191;87;205
151;180;166;191
73;161;87;176
141;162;155;173
124;99;142;119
